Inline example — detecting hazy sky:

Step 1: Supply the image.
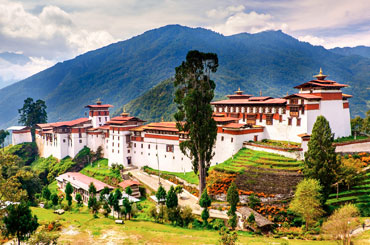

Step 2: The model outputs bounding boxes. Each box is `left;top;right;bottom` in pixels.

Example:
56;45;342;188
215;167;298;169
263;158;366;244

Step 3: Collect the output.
0;0;369;84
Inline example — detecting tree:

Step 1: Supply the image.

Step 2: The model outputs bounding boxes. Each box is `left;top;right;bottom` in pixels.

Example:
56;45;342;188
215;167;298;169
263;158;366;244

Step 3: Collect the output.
102;202;111;217
122;197;132;220
227;182;239;229
3;202;39;245
100;186;110;202
199;188;212;226
88;182;97;196
289;179;324;230
363;109;370;134
75;193;83;207
156;185;166;204
65;182;73;206
88;196;99;215
351;116;364;136
113;189;122;218
51;193;58;206
18;98;47;142
125;186;132;196
166;186;178;209
304;116;340;199
248;194;261;209
338;157;365;190
219;227;238;245
322;203;360;245
0;130;9;150
41;186;51;201
174;50;218;195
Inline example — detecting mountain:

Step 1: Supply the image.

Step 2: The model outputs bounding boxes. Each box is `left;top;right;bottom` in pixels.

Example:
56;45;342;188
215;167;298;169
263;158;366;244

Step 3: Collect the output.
330;46;370;59
0;25;370;129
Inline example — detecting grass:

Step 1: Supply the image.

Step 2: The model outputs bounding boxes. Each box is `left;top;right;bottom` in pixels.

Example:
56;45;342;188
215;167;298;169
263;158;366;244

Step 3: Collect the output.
334;135;369;143
48;181;59;195
80;158;122;185
31;206;335;244
212;148;303;173
253;139;301;148
144;167;199;185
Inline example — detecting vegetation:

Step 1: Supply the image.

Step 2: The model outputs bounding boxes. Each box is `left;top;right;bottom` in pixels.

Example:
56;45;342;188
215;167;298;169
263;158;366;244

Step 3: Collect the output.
322;204;360;245
252;139;300;148
289;179;324;230
226;182;239;229
304;116;340;199
143;166;199;185
174;50;219;195
3;202;39;245
0;129;9;149
18;97;47;142
199;188;212;226
65;182;73;207
80;158;122;186
156;185;166;204
4;142;38;165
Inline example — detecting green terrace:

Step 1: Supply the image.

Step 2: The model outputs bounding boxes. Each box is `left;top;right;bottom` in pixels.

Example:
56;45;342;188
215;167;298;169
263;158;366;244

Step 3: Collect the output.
213;148;303;174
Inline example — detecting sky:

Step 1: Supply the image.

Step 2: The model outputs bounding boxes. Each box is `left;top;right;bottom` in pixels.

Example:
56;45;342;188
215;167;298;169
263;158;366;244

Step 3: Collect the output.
0;0;369;86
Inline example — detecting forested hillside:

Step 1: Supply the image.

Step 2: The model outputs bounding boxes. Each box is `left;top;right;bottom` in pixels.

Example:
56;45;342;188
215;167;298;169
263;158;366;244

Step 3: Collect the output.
1;25;369;128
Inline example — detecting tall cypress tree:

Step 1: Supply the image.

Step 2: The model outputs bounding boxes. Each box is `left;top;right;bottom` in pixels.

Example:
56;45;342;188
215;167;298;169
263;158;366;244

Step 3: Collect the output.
304;116;339;199
174;50;218;196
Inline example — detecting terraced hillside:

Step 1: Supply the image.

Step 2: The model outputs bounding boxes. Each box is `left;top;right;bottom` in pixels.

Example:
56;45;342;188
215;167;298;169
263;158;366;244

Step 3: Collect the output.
208;148;304;201
327;170;370;209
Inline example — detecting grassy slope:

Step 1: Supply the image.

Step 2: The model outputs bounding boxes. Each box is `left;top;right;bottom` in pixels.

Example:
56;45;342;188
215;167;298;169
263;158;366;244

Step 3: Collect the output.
31;207;334;244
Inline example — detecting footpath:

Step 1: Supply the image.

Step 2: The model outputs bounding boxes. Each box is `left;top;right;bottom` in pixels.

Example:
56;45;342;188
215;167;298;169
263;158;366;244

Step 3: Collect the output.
129;169;228;220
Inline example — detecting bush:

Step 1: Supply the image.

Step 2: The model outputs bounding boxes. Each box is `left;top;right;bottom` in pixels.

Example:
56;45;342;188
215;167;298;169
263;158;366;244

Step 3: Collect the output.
192;219;203;229
211;218;225;230
139;186;146;197
180;206;194;227
248;194;261;209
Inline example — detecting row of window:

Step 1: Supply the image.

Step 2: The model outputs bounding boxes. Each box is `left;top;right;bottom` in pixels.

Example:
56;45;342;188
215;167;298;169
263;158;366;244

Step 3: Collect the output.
216;106;286;114
132;143;174;152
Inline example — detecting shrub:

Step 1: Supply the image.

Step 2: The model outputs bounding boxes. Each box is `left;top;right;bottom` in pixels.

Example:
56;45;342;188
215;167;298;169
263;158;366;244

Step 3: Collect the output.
212;218;225;230
248;194;261;209
180;206;194;227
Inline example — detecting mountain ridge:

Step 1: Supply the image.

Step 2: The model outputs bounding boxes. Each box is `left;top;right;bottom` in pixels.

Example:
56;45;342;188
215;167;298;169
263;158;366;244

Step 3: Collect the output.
0;25;369;128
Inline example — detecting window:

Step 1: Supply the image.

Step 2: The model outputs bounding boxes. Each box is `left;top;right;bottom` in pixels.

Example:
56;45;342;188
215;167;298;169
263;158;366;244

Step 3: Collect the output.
126;135;130;143
112;142;114;146
231;137;233;143
259;114;263;122
141;144;143;149
156;145;158;150
79;140;82;143
118;143;120;147
134;143;136;147
279;115;282;123
118;136;120;140
173;156;175;159
288;118;292;126
118;150;120;153
297;118;301;126
221;136;224;141
63;139;66;143
282;108;286;114
99;117;101;122
112;149;114;153
166;145;174;152
266;114;273;125
148;144;150;149
128;150;130;153
301;106;305;115
105;117;107;121
290;98;299;104
290;107;299;117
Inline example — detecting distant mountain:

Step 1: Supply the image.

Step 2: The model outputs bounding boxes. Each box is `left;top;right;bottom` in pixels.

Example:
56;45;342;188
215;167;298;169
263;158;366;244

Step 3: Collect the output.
0;52;30;65
330;46;370;59
0;25;369;129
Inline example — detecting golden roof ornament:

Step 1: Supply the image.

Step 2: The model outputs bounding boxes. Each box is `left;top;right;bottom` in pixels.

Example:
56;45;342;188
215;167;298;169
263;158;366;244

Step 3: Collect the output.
96;98;102;105
313;67;327;80
161;116;164;122
234;87;243;95
120;106;129;117
260;90;262;96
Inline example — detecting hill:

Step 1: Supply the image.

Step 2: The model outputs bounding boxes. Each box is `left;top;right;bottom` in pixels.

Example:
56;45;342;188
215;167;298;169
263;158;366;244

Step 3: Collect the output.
1;25;370;128
330;46;370;59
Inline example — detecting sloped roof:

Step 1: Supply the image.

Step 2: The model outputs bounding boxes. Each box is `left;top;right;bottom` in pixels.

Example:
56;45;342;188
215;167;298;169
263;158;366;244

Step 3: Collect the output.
38;118;90;128
7;126;28;131
85;104;113;108
284;93;322;100
56;172;114;192
294;80;348;89
238;207;274;227
118;180;141;190
211;98;286;105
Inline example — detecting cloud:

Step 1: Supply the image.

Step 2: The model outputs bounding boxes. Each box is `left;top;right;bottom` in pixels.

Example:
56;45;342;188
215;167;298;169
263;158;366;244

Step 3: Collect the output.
0;1;117;59
206;5;245;19
298;35;326;46
0;56;55;87
211;10;288;35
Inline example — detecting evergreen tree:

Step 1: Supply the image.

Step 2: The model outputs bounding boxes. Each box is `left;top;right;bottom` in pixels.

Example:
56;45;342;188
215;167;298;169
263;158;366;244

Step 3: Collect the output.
304;116;339;199
88;182;97;196
174;50;218;195
3;202;39;245
88;196;99;215
227;182;239;229
75;193;83;206
51;194;58;206
289;179;324;230
100;186;110;202
113;189;122;218
199;188;212;226
166;186;178;209
156;185;166;204
122;197;132;220
363;110;370;134
103;201;111;217
42;186;51;201
18;98;47;142
65;182;73;206
125;186;132;196
0;129;9;150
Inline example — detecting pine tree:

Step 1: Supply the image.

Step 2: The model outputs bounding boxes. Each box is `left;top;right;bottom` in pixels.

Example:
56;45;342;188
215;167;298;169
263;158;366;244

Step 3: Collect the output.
42;186;51;201
156;185;166;204
199;188;212;226
75;193;83;206
125;186;132;196
88;182;97;196
166;186;178;209
51;194;58;206
65;182;73;206
304;116;339;199
174;50;218;196
227;182;239;229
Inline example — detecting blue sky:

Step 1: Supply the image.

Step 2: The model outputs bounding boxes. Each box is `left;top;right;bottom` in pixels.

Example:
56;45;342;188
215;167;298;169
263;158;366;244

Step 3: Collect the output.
0;0;369;85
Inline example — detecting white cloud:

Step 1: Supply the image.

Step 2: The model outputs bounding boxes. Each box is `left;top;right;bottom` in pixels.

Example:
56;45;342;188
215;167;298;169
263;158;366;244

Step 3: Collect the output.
298;35;326;46
206;5;245;19
211;11;288;35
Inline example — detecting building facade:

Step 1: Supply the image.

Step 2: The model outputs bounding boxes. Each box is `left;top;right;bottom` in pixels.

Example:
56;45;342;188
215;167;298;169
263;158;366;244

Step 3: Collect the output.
10;70;351;172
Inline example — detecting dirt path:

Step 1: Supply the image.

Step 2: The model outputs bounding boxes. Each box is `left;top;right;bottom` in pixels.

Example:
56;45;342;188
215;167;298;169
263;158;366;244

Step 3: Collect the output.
130;169;228;220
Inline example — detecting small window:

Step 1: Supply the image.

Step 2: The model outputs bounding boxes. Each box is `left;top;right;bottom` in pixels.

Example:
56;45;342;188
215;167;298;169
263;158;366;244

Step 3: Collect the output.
148;144;150;149
288;118;292;126
105;117;107;121
266;114;273;125
259;114;263;122
112;142;114;146
141;144;143;148
99;117;101;122
118;136;120;140
118;143;120;147
112;149;114;153
134;143;136;147
221;136;224;141
279;115;282;123
128;150;130;153
63;139;66;143
297;118;301;126
166;145;174;152
118;150;120;153
156;145;158;150
231;137;233;143
79;140;82;143
173;156;175;159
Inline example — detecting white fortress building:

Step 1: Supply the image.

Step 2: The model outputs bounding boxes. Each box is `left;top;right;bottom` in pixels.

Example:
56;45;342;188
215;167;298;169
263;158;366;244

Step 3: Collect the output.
8;69;351;172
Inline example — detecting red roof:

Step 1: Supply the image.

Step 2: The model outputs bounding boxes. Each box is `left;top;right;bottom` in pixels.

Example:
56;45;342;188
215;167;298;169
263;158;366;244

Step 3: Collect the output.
294;80;348;89
211;98;286;105
213;117;239;122
223;123;247;129
38;118;90;128
118;180;141;190
85;104;113;108
248;96;272;101
285;93;322;100
56;172;114;192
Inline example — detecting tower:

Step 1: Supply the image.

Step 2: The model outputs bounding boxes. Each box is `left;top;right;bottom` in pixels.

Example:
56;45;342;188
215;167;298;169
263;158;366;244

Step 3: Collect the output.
85;99;113;128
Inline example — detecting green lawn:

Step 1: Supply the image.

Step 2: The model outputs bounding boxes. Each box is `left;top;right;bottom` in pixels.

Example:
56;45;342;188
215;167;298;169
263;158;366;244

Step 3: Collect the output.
31;206;335;244
144;166;199;185
334;135;369;143
80;158;122;186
